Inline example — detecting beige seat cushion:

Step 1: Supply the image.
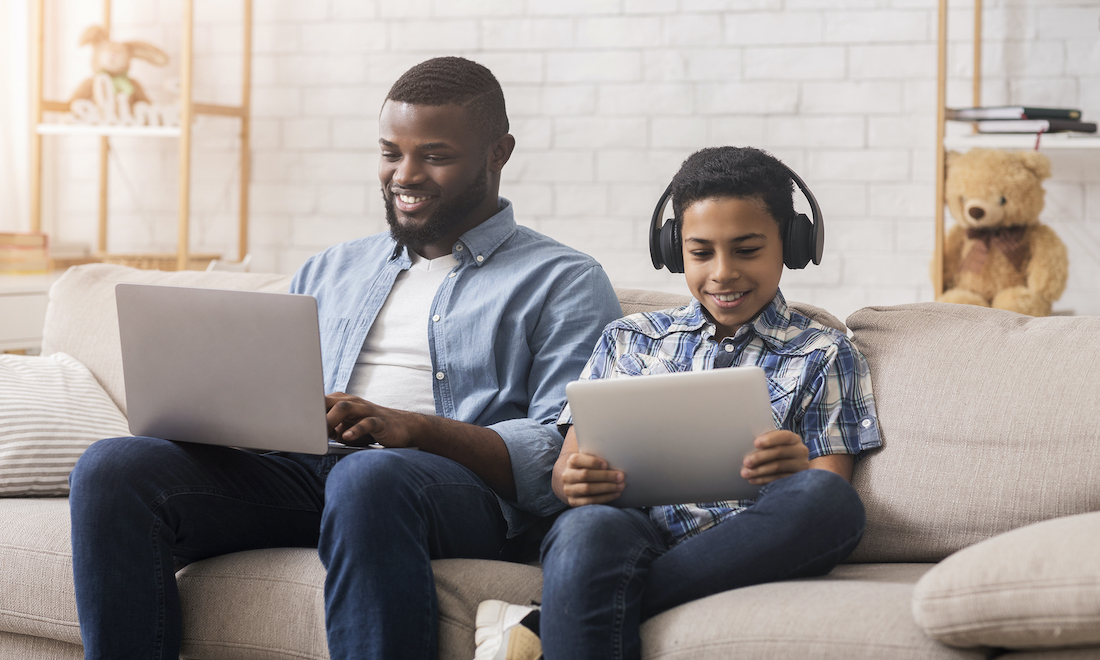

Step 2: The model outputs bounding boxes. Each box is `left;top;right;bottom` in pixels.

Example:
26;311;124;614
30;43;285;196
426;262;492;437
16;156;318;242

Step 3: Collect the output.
0;497;544;660
0;499;81;645
846;303;1100;563
913;511;1100;650
641;563;982;660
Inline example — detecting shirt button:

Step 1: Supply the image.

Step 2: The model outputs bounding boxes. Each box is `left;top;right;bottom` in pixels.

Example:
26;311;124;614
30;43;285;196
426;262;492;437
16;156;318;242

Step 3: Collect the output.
476;255;485;263
432;314;441;322
641;367;650;375
448;271;456;278
455;244;463;251
436;372;445;381
861;419;872;428
724;344;734;352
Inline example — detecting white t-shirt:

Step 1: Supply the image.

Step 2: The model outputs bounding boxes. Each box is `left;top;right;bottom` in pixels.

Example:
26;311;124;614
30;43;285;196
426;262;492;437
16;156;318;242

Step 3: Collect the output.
344;250;458;415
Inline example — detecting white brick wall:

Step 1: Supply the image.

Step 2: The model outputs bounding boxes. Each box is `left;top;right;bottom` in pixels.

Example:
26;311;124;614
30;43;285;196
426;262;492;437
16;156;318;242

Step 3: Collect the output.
26;0;1100;322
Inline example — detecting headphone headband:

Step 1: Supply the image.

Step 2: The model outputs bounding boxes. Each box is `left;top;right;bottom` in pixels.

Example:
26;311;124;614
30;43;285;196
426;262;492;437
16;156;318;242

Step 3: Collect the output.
648;164;824;273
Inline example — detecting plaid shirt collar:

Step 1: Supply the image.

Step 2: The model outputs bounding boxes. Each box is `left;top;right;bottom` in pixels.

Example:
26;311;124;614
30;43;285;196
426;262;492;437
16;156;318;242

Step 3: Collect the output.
652;290;793;349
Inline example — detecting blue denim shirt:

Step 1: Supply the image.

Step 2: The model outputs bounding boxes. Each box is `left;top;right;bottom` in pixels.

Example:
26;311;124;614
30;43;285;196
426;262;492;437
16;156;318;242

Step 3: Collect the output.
289;199;622;536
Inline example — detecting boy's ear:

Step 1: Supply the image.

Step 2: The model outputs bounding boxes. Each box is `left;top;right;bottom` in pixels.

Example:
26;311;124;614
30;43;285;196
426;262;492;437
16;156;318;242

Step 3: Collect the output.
487;134;515;173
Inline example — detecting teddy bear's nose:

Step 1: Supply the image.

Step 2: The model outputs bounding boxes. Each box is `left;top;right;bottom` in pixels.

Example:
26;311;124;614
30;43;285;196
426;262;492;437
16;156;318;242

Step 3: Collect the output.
968;206;985;220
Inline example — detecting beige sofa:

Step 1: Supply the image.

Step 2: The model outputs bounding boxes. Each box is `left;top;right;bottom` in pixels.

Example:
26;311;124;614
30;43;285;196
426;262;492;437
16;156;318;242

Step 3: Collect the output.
2;262;1099;659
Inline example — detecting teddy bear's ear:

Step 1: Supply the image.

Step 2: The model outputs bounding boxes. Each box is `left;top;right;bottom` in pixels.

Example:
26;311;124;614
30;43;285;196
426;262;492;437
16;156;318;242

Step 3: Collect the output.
126;41;170;67
1017;151;1052;181
79;25;109;47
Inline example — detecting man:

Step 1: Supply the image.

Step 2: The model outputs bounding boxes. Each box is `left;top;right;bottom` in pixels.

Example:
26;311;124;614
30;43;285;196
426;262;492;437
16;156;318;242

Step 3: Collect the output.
69;57;621;660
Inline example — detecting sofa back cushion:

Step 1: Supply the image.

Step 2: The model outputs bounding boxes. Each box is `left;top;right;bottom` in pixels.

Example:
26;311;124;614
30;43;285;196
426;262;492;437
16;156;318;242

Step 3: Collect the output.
845;302;1100;563
42;264;293;416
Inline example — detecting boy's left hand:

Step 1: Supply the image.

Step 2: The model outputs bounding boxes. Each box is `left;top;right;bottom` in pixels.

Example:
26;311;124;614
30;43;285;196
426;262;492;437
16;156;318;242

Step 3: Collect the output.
740;430;809;485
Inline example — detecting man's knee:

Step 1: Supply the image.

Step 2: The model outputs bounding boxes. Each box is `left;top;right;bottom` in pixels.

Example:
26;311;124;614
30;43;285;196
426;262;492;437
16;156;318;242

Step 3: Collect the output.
70;436;159;495
325;449;420;500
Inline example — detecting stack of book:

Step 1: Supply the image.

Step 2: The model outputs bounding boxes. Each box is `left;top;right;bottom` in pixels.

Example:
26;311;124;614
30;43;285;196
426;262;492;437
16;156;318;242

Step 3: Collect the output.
0;233;50;274
946;106;1097;134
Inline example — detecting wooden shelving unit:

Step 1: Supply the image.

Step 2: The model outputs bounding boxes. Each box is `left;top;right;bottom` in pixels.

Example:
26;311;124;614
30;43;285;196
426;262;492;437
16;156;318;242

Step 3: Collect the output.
29;0;253;271
933;0;1100;296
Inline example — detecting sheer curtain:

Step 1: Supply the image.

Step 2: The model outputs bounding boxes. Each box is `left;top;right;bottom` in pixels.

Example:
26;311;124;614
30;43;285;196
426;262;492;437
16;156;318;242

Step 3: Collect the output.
0;0;30;233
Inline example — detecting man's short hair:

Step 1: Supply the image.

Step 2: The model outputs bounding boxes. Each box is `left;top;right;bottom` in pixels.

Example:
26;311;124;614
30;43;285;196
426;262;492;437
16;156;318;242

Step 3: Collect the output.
386;56;509;147
670;146;795;228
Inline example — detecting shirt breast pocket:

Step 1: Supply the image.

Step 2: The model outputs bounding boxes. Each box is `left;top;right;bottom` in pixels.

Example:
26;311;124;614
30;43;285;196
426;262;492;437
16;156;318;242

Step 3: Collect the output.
613;353;689;378
766;376;801;427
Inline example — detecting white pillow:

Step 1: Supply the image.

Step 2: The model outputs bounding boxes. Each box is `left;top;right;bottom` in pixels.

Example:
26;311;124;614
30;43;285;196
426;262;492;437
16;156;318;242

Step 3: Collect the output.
0;352;130;496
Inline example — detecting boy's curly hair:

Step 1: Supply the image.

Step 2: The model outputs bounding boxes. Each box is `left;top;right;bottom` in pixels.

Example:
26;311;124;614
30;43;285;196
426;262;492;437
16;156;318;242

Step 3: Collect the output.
670;146;795;228
386;56;509;147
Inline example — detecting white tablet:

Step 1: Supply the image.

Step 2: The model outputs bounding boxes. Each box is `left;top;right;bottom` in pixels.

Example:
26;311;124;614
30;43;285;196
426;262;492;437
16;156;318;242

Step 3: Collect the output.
565;366;775;508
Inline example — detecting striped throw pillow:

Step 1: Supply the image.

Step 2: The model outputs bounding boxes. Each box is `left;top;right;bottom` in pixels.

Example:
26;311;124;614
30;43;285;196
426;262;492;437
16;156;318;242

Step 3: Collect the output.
0;352;130;497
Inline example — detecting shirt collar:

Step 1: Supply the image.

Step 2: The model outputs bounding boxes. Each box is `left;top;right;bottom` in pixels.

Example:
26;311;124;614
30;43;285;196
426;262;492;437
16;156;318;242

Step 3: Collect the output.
387;197;516;266
455;197;516;267
669;290;791;345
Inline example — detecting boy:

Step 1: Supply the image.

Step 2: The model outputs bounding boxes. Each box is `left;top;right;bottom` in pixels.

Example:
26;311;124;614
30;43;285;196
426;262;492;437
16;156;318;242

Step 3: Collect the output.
476;146;880;660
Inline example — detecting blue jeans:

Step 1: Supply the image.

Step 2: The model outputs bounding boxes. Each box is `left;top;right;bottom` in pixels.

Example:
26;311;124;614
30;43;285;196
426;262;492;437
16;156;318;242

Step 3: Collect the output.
69;437;508;660
538;469;866;660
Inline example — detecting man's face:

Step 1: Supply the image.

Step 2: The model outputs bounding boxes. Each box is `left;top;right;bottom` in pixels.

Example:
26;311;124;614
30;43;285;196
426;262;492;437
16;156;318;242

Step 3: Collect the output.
680;196;785;340
378;101;493;256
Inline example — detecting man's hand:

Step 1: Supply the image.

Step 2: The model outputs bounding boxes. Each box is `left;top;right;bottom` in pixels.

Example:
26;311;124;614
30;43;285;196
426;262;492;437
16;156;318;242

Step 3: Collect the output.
323;392;519;500
557;451;625;507
740;429;810;485
325;392;421;448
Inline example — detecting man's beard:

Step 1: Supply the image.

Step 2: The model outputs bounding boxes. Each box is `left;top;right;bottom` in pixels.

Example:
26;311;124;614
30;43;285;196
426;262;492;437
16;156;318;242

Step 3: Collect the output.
384;168;489;252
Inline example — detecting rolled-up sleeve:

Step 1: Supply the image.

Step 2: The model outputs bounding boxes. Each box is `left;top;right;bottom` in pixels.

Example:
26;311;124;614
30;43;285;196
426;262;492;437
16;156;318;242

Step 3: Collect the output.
491;264;621;530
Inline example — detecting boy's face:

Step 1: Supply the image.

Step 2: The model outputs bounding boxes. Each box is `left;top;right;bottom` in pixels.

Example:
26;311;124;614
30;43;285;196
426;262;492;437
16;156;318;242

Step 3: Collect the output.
681;196;784;340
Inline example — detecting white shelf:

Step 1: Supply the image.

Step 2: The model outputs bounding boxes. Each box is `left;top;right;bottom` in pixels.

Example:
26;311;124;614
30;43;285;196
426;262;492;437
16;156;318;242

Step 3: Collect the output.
36;123;181;138
944;132;1100;151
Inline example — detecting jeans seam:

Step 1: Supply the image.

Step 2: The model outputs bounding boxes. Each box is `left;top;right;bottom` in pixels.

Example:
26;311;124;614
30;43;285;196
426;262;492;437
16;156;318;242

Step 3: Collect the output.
148;486;321;515
149;516;166;659
612;541;652;660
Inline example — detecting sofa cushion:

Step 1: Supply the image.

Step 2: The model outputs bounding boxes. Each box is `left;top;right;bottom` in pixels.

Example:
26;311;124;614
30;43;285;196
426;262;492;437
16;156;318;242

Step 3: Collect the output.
41;264;294;416
913;511;1100;650
0;353;129;496
0;498;81;645
175;552;543;660
640;563;983;660
845;303;1100;563
0;496;544;660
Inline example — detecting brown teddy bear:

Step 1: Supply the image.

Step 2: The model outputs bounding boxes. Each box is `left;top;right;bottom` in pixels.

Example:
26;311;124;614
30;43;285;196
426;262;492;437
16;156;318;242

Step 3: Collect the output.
68;25;169;109
936;148;1069;317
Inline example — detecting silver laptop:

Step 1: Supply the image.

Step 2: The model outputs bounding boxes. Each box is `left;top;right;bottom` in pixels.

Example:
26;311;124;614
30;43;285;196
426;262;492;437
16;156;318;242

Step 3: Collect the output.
115;282;359;455
565;366;775;508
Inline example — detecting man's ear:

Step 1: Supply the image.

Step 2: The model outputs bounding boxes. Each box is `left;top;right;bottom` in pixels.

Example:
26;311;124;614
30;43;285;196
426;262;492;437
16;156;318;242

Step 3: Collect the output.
487;134;515;173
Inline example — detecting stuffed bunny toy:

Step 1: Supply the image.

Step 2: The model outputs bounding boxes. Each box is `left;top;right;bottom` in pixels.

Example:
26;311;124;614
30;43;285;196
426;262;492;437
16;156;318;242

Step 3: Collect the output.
68;25;169;109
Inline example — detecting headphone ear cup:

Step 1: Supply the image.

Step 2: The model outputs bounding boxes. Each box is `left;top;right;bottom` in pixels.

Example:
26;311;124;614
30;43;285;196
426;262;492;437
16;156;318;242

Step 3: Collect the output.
659;218;684;274
783;213;814;270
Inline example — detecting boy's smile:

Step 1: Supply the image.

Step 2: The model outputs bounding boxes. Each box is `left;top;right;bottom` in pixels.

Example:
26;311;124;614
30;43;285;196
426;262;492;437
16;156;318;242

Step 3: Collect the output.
681;196;785;340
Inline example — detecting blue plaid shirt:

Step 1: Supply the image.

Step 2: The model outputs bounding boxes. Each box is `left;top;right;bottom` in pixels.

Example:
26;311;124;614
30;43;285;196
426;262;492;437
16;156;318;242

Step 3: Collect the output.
558;291;881;545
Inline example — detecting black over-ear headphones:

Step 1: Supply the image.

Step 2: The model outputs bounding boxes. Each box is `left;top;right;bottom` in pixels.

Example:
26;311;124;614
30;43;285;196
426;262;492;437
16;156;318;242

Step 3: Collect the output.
648;164;825;273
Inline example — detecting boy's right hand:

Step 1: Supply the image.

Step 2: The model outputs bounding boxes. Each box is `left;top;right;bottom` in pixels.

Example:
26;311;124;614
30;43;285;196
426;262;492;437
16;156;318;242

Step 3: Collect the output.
554;448;626;507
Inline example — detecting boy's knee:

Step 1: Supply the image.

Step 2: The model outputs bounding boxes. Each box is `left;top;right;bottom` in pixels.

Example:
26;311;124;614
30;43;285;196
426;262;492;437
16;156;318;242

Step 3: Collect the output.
541;505;645;560
788;468;866;529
